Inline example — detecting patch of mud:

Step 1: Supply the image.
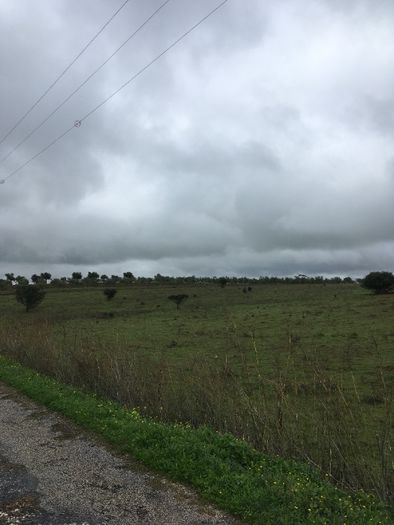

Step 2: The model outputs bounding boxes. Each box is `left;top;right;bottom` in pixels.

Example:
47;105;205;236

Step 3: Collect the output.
0;453;90;524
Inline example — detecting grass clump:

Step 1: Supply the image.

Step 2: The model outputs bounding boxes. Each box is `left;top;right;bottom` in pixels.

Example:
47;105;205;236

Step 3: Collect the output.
0;356;392;525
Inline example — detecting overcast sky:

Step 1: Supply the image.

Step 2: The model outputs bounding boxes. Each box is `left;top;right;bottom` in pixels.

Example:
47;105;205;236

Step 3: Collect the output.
0;0;393;278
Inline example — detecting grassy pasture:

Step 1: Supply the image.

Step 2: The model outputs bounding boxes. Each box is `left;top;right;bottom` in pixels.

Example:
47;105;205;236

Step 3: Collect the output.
0;282;393;505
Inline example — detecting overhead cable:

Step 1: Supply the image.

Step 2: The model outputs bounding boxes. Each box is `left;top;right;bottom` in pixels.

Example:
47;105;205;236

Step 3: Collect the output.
0;0;172;165
2;0;229;183
0;0;131;147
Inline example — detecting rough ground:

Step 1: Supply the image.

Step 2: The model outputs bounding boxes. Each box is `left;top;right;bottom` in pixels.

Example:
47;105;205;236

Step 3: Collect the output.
0;382;240;525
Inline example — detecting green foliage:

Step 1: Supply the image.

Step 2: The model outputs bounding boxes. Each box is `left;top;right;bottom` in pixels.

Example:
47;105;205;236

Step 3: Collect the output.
15;275;29;286
0;357;392;525
15;284;46;312
168;294;188;309
40;272;52;282
362;271;394;294
72;272;82;281
218;277;229;288
103;288;117;301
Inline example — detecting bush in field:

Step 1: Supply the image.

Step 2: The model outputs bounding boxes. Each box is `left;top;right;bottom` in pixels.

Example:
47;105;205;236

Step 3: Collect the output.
15;285;46;312
168;294;188;309
218;277;229;288
362;271;394;294
15;275;29;286
103;288;117;301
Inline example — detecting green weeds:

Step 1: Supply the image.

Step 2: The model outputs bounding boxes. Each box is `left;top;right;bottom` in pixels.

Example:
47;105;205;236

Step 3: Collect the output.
0;356;392;525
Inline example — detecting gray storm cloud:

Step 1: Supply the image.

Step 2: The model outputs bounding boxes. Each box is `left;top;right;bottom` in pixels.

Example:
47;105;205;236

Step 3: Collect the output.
0;0;393;278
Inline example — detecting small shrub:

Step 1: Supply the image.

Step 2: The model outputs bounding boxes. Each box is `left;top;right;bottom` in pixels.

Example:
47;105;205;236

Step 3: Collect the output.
15;285;46;312
103;288;117;301
168;294;188;309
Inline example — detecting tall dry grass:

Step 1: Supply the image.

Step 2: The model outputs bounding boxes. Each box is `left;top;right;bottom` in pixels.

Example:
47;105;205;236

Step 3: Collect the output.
0;319;392;507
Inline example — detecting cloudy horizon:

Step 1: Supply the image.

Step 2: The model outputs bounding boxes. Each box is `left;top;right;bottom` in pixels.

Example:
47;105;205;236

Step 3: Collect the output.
1;0;393;279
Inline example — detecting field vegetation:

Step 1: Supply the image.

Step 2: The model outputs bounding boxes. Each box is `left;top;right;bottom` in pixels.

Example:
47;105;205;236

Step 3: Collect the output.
0;279;393;514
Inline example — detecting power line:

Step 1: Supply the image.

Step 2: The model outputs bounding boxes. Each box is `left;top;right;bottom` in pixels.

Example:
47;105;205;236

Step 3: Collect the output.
81;0;229;123
2;0;229;183
0;0;131;147
0;0;172;165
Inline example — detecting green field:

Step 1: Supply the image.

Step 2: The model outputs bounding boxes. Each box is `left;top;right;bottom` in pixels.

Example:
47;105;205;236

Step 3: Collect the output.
0;282;393;506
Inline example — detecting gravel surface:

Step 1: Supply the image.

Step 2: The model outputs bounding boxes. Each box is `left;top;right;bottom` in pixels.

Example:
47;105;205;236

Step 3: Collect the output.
0;382;240;525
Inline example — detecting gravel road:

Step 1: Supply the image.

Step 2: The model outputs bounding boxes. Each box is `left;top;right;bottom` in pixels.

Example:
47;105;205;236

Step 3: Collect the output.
0;382;240;525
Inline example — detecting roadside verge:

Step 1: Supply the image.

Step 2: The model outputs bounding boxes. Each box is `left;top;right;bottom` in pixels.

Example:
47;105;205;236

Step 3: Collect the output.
0;355;392;525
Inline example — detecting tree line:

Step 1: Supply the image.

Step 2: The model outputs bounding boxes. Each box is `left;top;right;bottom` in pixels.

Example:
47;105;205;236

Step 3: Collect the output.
3;271;393;313
0;271;361;290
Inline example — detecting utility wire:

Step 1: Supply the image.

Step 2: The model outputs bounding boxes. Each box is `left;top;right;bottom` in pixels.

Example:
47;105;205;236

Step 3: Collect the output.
0;0;172;165
0;0;131;147
2;0;229;183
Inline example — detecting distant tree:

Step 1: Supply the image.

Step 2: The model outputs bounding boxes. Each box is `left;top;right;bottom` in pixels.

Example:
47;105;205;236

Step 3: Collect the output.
168;294;188;309
123;272;135;282
84;272;99;286
343;277;353;284
15;285;46;312
362;271;394;294
100;274;109;282
40;272;52;283
15;275;29;286
103;288;117;301
218;277;229;288
5;273;15;283
72;272;82;281
31;274;40;284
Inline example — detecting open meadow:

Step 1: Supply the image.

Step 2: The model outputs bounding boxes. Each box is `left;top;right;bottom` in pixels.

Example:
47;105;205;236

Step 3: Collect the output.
0;282;393;507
